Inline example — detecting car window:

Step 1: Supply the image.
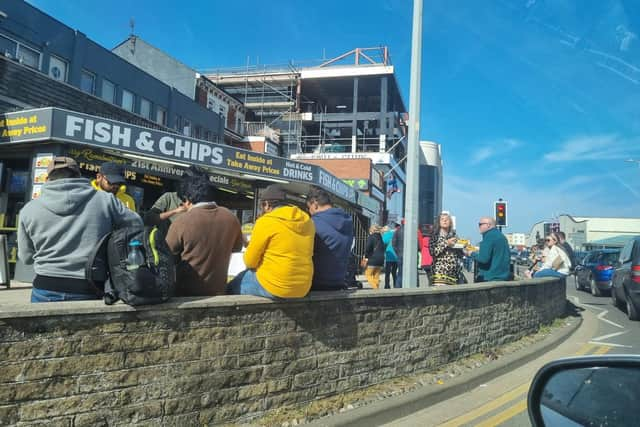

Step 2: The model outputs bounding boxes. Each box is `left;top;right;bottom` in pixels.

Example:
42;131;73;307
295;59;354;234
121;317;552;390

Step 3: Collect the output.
619;241;633;263
597;252;619;266
632;240;640;263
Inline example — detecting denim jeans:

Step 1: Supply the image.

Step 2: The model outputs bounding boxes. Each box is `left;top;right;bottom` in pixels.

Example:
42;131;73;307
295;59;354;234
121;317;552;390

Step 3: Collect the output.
533;269;567;279
227;270;279;299
31;288;99;303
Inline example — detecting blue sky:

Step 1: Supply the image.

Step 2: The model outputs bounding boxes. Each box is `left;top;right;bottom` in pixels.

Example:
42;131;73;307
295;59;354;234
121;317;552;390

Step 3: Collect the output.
28;0;640;240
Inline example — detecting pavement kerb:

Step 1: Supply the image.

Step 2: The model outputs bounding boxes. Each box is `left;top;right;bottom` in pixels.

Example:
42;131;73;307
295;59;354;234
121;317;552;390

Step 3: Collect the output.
306;312;583;427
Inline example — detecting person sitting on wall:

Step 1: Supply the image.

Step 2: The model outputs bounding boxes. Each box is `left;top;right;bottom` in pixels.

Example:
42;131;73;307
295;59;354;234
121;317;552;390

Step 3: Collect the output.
18;157;142;303
144;165;207;228
227;184;315;299
531;233;571;279
474;216;511;282
165;174;243;296
306;186;353;291
91;161;136;211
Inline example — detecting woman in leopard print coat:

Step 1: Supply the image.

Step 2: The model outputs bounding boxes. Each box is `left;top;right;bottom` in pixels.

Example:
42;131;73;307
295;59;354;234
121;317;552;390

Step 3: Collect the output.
429;213;462;286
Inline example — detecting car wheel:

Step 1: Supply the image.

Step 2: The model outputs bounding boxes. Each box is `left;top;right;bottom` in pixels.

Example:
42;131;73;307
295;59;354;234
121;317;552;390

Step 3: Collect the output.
590;279;602;297
626;294;639;321
611;287;621;308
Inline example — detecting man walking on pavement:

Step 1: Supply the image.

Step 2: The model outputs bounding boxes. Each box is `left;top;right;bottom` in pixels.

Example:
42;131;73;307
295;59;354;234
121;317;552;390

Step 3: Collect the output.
18;157;142;302
392;219;405;287
475;217;511;282
382;222;400;289
306;186;353;291
91;161;136;211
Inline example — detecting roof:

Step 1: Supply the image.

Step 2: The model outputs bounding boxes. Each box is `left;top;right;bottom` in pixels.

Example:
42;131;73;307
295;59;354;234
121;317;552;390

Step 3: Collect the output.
586;235;639;247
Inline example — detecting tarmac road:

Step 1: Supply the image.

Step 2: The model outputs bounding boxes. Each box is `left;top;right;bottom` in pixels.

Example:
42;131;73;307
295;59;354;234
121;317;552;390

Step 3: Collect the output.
382;278;638;427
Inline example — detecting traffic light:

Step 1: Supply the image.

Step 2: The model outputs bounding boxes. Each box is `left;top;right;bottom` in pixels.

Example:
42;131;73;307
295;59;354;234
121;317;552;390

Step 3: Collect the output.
495;201;508;227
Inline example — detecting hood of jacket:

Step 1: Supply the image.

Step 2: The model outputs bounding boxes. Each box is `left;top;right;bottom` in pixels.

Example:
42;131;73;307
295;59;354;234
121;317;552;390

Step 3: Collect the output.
38;178;96;216
313;207;352;235
263;205;313;234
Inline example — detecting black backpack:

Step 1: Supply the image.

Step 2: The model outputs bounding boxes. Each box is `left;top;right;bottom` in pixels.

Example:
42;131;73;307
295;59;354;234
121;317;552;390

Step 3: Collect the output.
86;226;175;306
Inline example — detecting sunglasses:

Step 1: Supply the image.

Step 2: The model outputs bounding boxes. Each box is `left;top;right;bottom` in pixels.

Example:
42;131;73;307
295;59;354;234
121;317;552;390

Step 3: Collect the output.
545;238;556;242
478;222;489;226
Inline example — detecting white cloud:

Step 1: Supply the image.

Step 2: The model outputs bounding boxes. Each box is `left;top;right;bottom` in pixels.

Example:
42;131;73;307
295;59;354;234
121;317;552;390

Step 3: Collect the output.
544;134;640;162
470;138;522;164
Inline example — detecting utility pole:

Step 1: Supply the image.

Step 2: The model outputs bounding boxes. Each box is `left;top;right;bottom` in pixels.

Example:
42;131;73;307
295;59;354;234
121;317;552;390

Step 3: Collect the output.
401;0;423;289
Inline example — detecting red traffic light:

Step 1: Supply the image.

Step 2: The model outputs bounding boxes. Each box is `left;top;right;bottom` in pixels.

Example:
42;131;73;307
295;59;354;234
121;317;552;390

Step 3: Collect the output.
494;201;508;227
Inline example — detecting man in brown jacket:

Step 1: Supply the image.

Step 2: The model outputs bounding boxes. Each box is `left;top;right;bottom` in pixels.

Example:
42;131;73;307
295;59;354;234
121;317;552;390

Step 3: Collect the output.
165;174;243;296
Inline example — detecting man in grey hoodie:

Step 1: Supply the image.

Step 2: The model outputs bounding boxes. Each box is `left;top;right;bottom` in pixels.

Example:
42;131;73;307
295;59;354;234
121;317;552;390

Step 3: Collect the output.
18;157;142;303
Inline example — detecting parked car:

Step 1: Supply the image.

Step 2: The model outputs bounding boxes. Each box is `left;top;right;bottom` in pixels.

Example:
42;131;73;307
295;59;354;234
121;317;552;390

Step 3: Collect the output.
610;236;640;321
574;249;620;296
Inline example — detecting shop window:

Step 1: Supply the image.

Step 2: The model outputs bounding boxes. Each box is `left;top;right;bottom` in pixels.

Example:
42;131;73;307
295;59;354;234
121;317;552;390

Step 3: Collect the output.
80;70;96;94
0;35;17;59
101;79;116;104
183;119;192;137
122;89;134;112
140;98;152;120
17;44;40;70
156;106;167;126
205;130;212;141
48;55;68;82
194;125;202;139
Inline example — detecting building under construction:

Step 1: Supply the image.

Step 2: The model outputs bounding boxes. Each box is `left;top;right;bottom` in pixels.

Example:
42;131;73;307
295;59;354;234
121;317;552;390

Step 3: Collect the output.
205;47;409;225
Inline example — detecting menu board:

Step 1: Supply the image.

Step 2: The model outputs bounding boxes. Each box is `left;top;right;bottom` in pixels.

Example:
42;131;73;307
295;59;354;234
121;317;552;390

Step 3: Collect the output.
31;153;54;199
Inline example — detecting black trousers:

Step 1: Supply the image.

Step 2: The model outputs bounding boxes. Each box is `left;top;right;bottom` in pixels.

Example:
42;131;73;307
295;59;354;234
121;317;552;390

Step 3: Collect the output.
384;261;398;289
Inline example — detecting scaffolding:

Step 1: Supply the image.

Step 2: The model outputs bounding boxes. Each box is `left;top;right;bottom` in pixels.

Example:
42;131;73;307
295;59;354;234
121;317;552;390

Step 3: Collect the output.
204;62;303;156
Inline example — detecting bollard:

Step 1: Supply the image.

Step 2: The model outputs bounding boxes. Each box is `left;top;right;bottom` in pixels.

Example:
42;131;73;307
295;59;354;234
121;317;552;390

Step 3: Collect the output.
0;235;10;287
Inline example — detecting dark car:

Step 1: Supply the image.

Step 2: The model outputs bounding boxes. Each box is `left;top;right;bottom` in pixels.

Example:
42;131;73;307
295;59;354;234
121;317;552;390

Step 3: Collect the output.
575;249;620;296
610;236;640;321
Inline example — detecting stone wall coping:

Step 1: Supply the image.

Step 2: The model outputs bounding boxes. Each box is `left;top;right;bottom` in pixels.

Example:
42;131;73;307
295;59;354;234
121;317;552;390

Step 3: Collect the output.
0;278;557;319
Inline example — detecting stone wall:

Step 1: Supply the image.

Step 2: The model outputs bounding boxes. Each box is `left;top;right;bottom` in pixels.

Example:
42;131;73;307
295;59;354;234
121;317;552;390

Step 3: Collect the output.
0;279;566;426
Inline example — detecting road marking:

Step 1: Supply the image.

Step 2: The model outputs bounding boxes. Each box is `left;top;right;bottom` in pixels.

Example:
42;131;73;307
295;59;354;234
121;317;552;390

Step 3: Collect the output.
574;343;595;355
474;399;528;427
593;345;612;355
596;310;625;329
591;331;629;342
440;341;611;426
439;383;530;427
589;341;632;349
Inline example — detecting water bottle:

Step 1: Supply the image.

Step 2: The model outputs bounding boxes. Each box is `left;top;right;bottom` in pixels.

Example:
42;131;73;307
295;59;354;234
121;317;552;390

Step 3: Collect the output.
126;239;145;271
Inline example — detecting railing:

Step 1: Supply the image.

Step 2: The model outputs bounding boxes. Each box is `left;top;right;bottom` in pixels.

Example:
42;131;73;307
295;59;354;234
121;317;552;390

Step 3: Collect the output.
244;122;280;142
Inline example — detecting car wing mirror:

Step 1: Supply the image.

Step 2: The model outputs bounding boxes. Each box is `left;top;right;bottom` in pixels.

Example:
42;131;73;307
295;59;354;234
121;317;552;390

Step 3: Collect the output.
528;355;640;426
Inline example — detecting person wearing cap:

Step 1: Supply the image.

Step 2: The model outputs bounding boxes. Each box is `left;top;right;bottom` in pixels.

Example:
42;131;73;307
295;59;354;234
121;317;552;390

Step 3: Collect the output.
305;186;353;291
91;161;136;211
227;184;315;299
18;157;142;302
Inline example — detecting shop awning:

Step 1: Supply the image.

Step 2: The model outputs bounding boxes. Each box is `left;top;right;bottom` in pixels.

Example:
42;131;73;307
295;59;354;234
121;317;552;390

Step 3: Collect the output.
1;107;360;205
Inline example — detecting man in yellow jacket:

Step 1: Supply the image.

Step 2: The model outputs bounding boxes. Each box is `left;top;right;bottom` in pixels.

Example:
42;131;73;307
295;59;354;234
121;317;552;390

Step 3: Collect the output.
91;162;136;211
227;184;315;298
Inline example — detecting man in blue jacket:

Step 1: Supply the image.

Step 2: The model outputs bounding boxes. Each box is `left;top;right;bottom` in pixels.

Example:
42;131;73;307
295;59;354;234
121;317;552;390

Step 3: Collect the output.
475;217;511;282
306;186;354;291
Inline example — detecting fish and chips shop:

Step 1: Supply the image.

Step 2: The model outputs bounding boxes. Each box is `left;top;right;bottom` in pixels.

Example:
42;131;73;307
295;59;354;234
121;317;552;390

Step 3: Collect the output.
0;107;362;282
